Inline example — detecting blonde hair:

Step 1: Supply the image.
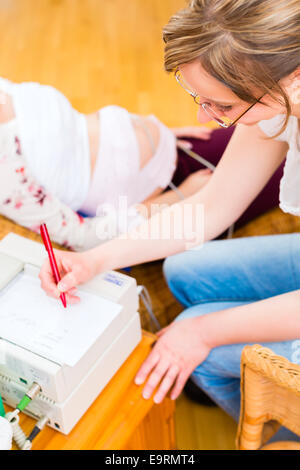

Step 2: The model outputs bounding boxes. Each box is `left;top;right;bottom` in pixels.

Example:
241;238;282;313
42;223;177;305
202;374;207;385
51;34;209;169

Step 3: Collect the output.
163;0;300;134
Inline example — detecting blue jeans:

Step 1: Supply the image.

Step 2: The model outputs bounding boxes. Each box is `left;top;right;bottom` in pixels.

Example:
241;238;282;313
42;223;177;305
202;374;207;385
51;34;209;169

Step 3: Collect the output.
163;234;300;438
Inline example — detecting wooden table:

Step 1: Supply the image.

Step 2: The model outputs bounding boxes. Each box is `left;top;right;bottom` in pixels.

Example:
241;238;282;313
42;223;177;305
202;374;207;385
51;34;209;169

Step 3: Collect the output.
0;217;176;450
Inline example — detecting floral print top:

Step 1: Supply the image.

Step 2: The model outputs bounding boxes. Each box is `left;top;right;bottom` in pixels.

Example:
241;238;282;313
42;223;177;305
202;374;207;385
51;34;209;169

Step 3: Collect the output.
0;120;116;251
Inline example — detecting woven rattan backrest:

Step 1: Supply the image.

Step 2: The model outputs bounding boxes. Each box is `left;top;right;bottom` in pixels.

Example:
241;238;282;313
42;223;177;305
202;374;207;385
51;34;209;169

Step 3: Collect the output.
237;344;300;450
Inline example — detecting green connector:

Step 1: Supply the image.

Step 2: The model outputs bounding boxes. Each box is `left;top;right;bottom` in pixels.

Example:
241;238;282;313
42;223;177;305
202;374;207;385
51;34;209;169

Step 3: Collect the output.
17;394;31;412
0;395;5;417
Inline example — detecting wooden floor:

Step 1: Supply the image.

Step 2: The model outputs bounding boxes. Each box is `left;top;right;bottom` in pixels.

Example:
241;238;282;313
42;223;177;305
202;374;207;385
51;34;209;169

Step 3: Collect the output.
5;0;300;450
0;0;199;126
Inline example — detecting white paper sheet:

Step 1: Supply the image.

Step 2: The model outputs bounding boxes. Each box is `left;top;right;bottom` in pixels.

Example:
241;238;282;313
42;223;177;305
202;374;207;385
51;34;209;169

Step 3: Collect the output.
0;272;122;366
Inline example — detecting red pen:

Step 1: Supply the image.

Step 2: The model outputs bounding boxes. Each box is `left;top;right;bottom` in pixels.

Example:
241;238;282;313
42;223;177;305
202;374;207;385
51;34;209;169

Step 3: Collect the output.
40;223;67;308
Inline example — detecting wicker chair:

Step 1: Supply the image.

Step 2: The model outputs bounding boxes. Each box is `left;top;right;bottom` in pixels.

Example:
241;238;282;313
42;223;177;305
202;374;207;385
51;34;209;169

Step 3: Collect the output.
236;344;300;450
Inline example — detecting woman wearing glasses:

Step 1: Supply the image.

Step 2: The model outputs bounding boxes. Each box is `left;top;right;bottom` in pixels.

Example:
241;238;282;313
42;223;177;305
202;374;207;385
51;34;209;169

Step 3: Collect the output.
40;0;300;427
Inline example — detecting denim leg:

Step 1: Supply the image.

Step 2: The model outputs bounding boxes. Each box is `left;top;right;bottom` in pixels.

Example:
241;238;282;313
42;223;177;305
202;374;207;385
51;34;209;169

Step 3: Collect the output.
163;233;300;309
163;233;300;436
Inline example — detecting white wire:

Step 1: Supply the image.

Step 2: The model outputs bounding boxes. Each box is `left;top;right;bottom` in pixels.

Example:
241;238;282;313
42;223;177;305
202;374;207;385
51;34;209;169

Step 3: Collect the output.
0;416;13;450
138;285;161;332
176;142;216;171
168;181;185;201
5;411;31;450
226;222;235;239
175;141;235;239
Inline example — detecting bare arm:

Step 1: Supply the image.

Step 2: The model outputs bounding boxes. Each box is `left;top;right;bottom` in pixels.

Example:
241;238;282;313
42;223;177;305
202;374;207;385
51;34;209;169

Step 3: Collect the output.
203;289;300;347
92;122;288;272
39;122;288;299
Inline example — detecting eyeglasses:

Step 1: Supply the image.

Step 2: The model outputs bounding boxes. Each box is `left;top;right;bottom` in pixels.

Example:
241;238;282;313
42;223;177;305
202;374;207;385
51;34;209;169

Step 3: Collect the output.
175;69;263;128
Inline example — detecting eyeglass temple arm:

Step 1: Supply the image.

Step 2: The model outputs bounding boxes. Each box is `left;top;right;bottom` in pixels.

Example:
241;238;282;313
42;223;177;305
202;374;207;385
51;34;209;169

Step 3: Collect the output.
230;95;265;127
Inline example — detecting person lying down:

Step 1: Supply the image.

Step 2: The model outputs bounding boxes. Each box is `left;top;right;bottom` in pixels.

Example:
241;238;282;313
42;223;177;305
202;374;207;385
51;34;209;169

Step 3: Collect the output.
0;77;213;251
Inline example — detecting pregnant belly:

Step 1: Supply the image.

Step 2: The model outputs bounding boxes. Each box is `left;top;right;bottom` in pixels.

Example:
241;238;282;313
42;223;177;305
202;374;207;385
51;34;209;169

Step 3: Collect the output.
86;111;161;179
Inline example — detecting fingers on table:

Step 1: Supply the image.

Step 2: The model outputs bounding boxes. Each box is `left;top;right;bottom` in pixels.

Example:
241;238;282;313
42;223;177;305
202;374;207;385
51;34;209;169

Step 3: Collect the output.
135;349;184;404
153;364;181;403
135;351;160;386
170;370;190;401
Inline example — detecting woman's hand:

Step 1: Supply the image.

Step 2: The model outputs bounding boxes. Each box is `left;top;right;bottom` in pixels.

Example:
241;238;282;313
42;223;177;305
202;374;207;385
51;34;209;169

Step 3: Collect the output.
135;316;211;404
39;249;100;304
172;125;213;149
